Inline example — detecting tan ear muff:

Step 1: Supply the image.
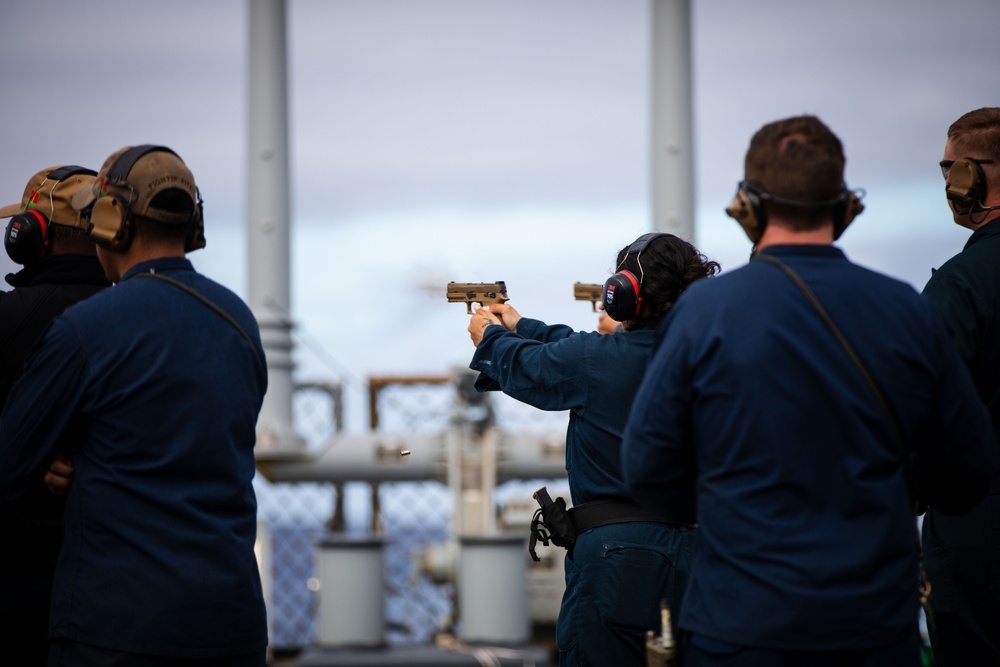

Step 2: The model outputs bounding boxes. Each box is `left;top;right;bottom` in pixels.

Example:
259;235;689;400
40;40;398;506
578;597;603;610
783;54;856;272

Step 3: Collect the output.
725;186;764;244
832;191;865;240
185;216;206;252
88;196;133;252
184;194;206;252
946;158;986;207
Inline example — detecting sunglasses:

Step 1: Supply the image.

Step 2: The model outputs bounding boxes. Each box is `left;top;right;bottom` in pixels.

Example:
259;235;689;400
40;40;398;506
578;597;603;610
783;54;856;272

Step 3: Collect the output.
940;158;994;179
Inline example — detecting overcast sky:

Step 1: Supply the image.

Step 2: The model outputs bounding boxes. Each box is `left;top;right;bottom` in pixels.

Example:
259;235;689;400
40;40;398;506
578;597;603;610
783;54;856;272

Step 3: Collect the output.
3;0;999;431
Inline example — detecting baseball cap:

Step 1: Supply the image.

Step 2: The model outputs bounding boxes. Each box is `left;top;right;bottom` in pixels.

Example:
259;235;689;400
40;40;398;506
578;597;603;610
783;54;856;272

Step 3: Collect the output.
71;145;199;226
0;166;98;230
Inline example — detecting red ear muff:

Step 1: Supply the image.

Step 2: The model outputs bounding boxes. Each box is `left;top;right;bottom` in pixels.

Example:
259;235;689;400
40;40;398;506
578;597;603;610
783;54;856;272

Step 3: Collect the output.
603;269;642;321
603;232;665;322
5;209;51;264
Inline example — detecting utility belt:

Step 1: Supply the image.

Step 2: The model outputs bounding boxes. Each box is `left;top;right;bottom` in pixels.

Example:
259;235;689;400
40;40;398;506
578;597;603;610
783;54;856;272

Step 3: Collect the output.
528;487;692;562
569;499;693;533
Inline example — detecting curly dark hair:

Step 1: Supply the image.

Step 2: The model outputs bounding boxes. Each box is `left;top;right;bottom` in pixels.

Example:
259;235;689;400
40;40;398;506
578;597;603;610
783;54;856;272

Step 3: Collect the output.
615;233;720;330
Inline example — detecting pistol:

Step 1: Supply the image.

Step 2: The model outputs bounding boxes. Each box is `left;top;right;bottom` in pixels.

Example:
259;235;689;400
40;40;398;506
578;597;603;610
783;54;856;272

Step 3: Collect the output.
574;282;604;312
447;281;510;314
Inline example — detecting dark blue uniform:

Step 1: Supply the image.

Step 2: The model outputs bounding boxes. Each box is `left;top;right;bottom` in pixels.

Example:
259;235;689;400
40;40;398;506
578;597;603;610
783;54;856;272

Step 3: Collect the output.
472;318;694;666
0;253;109;666
0;257;268;662
622;245;996;664
921;217;1000;666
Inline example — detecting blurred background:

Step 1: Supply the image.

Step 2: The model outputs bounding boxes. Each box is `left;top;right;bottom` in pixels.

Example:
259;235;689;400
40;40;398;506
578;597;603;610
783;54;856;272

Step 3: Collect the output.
3;0;997;657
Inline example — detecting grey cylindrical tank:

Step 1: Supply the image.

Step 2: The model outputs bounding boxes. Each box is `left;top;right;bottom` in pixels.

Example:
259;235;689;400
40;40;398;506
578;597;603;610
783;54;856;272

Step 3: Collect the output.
315;535;385;647
458;535;530;644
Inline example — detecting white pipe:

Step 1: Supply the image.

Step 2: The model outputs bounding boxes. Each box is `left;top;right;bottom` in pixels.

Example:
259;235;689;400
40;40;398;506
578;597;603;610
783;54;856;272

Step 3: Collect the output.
256;431;568;484
651;0;695;242
248;0;305;452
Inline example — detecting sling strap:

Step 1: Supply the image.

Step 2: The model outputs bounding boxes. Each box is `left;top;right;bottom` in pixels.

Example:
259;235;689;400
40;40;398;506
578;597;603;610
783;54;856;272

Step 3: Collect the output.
131;270;264;374
756;252;933;629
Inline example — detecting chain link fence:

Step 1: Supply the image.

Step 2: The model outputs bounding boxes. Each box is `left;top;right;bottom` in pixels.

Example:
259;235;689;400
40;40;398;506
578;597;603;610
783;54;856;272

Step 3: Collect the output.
256;377;568;650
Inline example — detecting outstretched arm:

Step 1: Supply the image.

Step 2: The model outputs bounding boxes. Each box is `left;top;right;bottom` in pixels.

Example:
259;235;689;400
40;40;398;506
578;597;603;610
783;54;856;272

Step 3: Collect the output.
469;323;591;412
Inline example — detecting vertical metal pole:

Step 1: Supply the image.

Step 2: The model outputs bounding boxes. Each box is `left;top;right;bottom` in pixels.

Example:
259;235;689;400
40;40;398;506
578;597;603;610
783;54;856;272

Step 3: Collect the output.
651;0;695;242
480;427;498;535
248;0;304;453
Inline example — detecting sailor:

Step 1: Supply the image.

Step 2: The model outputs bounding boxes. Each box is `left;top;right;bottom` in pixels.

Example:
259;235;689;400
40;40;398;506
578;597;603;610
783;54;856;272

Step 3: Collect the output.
0;164;109;666
0;145;269;666
621;115;996;666
465;232;719;666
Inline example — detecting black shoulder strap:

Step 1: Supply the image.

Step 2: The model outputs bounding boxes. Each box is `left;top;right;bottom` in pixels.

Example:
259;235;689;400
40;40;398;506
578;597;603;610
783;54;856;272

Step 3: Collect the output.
756;253;916;512
131;271;263;373
756;253;933;627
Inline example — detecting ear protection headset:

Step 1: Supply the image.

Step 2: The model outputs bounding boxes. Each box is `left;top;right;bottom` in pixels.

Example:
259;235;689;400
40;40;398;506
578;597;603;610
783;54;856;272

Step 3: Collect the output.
88;145;205;253
725;180;865;244
4;166;97;265
943;157;991;210
602;232;664;321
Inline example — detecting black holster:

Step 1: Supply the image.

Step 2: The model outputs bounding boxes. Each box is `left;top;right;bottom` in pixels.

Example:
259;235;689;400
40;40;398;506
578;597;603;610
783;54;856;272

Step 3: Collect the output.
528;491;576;561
